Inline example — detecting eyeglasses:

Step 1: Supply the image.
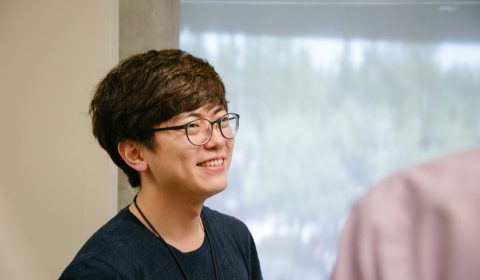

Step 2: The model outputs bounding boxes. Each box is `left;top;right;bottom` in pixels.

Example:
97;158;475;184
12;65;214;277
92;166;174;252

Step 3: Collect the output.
152;113;240;146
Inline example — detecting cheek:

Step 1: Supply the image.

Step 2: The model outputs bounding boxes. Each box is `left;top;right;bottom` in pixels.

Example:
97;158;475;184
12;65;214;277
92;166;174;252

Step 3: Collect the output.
226;140;235;163
227;139;235;152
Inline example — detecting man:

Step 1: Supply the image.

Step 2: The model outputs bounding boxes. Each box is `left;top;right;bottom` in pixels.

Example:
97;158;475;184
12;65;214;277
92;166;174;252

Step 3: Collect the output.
331;149;480;280
60;49;263;279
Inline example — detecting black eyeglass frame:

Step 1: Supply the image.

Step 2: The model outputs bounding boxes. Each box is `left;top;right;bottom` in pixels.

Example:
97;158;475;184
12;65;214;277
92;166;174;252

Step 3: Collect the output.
151;113;240;146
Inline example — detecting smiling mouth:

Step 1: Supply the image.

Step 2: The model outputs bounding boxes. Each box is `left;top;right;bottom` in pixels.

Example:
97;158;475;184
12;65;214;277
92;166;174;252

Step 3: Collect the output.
197;158;224;167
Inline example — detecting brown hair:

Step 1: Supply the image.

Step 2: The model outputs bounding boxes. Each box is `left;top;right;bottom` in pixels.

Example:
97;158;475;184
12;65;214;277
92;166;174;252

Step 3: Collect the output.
89;49;227;187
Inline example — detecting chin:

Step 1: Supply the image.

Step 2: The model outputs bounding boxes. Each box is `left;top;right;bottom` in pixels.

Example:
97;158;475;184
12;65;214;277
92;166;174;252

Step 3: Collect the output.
212;180;228;192
203;180;228;198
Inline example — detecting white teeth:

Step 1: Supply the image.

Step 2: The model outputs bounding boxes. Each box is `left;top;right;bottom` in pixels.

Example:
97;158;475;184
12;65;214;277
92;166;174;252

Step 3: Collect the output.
200;159;223;167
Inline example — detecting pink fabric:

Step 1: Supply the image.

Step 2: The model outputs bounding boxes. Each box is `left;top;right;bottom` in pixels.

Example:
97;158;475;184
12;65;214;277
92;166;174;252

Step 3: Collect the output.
331;149;480;280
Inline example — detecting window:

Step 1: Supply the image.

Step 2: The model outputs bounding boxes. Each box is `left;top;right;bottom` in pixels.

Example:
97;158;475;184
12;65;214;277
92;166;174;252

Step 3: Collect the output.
181;1;480;278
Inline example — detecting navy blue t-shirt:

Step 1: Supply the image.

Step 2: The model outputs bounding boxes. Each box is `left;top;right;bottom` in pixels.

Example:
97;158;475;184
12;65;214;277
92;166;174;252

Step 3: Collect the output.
60;206;262;279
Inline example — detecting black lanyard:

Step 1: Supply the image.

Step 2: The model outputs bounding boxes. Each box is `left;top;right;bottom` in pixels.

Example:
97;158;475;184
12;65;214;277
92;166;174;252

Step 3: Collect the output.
133;195;219;280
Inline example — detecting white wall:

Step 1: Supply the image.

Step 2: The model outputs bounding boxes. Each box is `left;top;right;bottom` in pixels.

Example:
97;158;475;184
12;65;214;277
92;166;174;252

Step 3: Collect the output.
0;1;118;279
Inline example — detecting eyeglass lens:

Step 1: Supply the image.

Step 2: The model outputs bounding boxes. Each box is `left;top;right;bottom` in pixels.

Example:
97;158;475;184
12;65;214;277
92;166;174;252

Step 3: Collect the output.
186;114;239;145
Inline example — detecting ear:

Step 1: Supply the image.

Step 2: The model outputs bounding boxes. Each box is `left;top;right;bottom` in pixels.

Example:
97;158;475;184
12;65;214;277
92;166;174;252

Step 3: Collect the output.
117;141;148;172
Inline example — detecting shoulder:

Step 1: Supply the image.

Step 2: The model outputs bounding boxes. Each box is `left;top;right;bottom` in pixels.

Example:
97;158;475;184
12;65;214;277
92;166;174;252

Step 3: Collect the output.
341;148;480;251
202;207;263;278
354;148;480;218
202;206;250;233
60;255;124;279
61;207;157;278
201;206;254;246
78;207;146;256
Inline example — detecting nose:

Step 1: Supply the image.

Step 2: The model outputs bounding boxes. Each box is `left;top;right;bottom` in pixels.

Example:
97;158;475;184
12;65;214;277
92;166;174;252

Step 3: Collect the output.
204;123;225;148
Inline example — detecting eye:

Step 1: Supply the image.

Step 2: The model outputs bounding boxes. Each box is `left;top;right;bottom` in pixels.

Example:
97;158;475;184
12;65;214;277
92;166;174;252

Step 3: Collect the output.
188;122;200;128
186;119;209;136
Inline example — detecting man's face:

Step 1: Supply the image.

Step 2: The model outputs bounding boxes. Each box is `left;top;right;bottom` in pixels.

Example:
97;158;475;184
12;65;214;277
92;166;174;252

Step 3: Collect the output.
142;105;235;202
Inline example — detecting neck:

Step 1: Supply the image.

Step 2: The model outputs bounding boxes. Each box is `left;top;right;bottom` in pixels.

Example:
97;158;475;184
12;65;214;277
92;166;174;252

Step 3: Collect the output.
129;187;205;252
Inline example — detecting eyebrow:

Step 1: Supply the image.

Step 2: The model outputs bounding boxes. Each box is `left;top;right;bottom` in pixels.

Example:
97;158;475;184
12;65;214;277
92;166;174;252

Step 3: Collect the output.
213;106;225;114
184;106;225;118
